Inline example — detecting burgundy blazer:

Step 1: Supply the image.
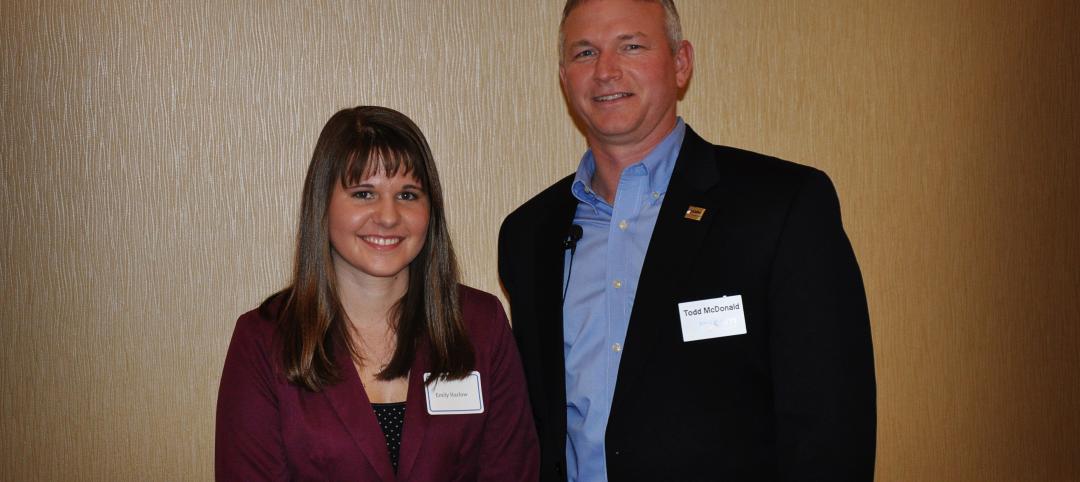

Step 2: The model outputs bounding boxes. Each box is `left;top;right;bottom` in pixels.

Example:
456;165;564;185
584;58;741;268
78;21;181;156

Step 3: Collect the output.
215;285;539;481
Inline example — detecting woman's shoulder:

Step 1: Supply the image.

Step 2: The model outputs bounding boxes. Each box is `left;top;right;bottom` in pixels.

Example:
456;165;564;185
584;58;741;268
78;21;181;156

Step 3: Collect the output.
230;292;286;347
457;284;500;310
456;284;510;338
219;293;289;388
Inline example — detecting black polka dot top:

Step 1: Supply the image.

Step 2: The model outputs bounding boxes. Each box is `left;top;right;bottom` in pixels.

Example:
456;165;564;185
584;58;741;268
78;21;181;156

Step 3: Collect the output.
371;402;407;471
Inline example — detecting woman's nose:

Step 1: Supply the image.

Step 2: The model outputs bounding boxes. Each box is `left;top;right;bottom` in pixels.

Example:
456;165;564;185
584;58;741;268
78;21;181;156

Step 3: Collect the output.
372;198;400;226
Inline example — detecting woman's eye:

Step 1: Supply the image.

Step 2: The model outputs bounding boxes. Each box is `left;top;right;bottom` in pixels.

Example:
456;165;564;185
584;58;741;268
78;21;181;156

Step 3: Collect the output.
398;191;420;201
351;190;374;200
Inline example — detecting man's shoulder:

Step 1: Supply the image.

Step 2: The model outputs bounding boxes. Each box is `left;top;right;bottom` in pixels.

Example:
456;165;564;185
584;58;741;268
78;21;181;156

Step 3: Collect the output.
500;173;575;233
683;131;832;199
690;136;843;221
712;143;824;182
682;126;826;186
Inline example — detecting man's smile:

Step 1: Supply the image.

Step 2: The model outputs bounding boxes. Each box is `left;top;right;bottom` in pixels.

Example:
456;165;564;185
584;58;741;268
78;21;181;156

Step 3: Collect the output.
593;92;633;102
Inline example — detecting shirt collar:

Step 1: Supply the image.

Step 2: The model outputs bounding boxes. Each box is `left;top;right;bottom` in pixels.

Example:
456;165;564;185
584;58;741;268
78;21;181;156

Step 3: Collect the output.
570;118;686;208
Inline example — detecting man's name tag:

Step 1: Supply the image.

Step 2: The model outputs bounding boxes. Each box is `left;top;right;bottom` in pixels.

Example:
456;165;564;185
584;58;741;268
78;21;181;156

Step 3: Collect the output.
423;371;484;415
678;295;747;342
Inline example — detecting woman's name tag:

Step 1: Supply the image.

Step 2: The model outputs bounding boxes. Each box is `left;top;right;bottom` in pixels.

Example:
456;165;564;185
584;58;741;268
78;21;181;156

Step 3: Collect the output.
423;371;484;415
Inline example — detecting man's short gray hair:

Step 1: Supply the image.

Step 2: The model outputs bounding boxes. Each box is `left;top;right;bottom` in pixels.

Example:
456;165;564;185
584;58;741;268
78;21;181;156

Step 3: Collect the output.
558;0;683;61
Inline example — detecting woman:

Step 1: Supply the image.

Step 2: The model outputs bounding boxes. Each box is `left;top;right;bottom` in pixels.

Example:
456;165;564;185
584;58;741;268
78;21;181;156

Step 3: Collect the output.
216;106;538;481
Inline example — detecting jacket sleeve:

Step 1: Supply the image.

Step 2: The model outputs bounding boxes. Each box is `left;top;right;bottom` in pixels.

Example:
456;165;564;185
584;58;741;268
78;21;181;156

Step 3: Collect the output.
767;170;877;481
215;314;290;481
476;295;541;482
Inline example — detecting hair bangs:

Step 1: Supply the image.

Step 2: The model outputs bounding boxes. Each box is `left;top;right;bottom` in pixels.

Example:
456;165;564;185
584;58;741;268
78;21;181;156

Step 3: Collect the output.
339;131;425;189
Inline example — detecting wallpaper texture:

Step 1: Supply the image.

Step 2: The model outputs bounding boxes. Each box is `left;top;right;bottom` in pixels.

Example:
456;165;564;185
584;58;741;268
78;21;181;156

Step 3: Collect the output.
2;0;1078;480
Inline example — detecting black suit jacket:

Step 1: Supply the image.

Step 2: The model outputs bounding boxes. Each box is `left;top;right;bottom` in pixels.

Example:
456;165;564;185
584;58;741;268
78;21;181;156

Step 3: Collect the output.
498;126;876;481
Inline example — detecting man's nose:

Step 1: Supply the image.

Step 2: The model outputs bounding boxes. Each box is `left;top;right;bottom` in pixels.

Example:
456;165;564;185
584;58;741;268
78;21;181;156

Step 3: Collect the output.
593;52;622;82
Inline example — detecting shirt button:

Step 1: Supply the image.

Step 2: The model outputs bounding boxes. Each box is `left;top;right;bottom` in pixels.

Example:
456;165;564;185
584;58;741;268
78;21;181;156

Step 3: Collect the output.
618;220;629;231
613;279;623;289
612;343;622;352
651;191;660;199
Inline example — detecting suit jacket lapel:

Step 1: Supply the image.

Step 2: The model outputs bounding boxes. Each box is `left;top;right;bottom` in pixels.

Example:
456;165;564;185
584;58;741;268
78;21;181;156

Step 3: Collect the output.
395;340;432;481
534;181;578;425
613;127;726;404
324;341;398;481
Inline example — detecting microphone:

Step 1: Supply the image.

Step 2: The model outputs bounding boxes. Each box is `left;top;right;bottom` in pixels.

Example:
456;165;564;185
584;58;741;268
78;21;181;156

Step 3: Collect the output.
562;225;583;303
563;224;583;251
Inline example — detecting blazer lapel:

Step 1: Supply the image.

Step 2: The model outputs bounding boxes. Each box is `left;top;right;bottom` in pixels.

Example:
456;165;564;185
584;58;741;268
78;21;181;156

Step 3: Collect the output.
534;181;578;424
394;340;431;481
324;342;398;481
613;127;727;403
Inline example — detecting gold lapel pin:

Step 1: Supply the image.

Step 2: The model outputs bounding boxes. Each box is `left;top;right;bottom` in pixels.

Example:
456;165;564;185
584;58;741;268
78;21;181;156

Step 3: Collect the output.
684;205;706;221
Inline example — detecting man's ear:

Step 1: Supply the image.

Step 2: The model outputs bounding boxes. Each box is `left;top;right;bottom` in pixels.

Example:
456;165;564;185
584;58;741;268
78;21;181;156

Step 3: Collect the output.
674;40;694;89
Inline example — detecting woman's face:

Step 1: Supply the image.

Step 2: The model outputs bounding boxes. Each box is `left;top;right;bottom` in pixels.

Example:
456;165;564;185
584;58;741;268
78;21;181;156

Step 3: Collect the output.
327;167;430;284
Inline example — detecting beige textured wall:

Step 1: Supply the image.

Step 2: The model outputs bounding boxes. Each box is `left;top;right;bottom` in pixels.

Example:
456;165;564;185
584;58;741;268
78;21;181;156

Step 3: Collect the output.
2;1;1077;480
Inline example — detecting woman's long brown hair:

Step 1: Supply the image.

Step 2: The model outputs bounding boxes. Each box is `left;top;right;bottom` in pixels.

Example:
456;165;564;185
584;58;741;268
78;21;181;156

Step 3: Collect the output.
266;106;474;392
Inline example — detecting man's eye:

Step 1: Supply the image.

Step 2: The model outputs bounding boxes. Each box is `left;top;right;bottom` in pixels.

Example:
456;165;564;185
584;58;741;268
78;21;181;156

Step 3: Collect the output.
625;44;643;51
574;49;596;59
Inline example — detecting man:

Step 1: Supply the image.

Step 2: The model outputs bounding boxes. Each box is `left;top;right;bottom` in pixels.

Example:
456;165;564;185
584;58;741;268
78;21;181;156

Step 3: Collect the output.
498;0;876;480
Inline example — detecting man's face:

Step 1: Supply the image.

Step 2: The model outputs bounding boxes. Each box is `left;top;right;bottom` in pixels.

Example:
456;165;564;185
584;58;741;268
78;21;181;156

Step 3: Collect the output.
559;0;692;149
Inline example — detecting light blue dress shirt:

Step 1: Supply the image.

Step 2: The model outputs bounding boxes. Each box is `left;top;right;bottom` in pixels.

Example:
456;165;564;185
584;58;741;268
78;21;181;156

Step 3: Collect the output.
562;119;686;481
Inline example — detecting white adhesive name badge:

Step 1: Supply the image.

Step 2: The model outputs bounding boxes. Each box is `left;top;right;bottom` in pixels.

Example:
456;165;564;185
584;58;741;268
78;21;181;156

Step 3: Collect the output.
678;295;747;342
423;371;484;415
